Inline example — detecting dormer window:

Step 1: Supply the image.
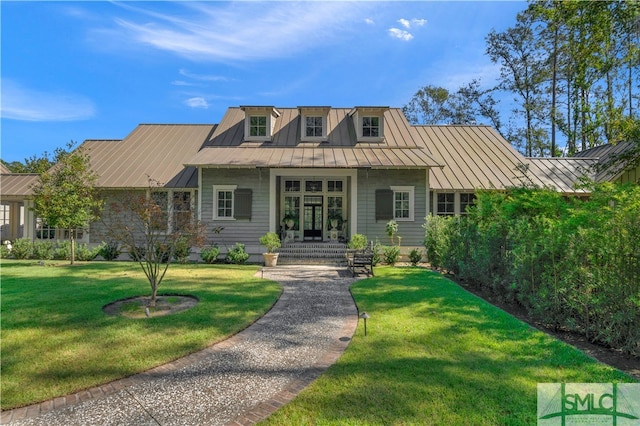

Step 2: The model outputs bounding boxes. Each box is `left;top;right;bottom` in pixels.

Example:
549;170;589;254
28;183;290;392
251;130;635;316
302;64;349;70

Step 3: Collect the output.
299;106;330;142
351;106;388;142
241;106;280;141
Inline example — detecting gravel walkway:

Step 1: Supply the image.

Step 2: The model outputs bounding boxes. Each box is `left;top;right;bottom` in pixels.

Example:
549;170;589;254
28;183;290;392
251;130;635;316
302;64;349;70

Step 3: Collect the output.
2;266;361;426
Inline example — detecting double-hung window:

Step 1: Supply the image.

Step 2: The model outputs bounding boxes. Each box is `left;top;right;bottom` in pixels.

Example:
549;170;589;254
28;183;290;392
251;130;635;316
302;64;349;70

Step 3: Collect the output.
437;193;455;216
460;193;476;215
305;116;323;137
249;116;267;137
391;186;414;221
214;185;236;220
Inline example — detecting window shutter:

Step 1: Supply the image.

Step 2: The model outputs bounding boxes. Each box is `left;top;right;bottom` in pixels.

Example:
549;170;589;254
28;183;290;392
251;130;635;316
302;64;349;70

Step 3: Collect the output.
234;189;252;220
375;189;393;221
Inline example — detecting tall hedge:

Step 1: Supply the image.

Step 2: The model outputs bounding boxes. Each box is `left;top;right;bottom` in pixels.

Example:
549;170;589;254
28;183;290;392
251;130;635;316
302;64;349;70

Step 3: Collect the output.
424;183;640;357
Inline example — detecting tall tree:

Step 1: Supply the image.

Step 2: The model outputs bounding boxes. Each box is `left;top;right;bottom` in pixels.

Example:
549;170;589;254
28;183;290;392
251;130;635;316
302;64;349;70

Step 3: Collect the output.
31;142;103;264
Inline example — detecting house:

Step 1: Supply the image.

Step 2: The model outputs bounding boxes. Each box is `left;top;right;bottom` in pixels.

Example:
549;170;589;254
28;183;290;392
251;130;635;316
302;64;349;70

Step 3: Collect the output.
1;106;637;260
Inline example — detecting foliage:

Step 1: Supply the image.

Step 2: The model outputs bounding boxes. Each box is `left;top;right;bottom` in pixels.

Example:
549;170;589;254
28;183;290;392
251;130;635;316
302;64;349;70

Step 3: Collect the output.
347;233;368;250
200;246;220;264
382;245;400;265
172;236;191;263
0;261;280;410
102;181;206;306
371;239;383;266
408;248;423;266
1;145;72;174
259;232;281;253
31;142;103;264
32;240;55;260
98;241;121;261
54;241;100;261
385;219;398;245
0;245;10;259
226;243;249;264
422;184;640;356
10;238;33;259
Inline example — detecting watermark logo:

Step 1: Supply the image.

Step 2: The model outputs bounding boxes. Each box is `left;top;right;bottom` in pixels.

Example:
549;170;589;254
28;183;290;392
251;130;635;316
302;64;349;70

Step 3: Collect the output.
538;383;640;425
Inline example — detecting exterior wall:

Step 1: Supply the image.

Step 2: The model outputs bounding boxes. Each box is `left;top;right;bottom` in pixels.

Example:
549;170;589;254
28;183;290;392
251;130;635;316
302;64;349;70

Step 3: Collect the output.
201;168;270;258
356;169;428;248
616;164;639;185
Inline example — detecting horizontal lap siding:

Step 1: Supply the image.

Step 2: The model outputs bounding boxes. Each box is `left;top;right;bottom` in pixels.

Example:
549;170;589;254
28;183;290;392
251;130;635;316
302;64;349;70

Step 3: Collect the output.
201;168;269;255
356;169;426;247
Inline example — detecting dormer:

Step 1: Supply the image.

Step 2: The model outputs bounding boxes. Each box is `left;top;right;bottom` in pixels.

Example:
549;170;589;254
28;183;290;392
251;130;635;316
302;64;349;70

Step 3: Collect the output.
241;106;280;141
350;106;389;142
298;106;330;142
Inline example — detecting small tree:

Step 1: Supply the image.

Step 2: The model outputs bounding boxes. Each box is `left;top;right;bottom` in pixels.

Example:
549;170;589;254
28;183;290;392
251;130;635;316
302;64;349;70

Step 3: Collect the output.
31;142;103;265
104;180;206;307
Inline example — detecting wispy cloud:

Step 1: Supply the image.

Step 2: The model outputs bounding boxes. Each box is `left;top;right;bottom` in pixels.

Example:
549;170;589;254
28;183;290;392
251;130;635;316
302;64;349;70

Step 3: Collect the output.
184;97;208;109
0;79;95;121
388;28;414;42
179;69;230;82
364;17;375;25
398;18;411;29
99;2;366;62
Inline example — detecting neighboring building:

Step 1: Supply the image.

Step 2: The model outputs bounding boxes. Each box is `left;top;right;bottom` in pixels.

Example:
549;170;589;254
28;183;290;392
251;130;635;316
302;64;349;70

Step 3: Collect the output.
1;106;637;259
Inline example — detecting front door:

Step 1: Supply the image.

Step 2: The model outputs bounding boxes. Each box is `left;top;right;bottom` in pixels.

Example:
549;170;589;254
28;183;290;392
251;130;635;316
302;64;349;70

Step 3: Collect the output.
303;196;323;240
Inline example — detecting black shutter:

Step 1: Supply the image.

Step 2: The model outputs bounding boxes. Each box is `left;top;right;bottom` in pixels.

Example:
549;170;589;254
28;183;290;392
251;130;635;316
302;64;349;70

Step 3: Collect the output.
375;189;393;221
234;189;252;220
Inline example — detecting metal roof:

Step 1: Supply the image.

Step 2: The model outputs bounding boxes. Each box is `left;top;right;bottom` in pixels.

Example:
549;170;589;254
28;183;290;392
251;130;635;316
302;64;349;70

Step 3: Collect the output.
524;158;596;193
573;141;638;182
81;124;216;188
186;107;441;168
0;174;39;197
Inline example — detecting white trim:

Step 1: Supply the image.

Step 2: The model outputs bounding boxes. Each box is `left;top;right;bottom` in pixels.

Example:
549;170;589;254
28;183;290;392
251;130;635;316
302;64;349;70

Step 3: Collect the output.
391;185;415;221
425;169;430;219
197;167;202;221
213;184;237;220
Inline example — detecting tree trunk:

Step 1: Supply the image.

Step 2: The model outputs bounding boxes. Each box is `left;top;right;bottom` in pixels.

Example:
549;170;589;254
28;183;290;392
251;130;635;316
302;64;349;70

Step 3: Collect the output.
70;230;75;265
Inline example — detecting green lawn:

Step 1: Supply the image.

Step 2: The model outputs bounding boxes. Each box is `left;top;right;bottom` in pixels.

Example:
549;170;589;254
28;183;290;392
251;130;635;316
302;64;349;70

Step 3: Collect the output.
0;260;281;410
262;267;637;426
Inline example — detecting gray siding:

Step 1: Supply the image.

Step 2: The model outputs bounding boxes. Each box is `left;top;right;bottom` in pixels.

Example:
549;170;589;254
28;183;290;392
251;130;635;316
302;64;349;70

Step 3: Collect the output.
201;168;270;256
356;169;427;247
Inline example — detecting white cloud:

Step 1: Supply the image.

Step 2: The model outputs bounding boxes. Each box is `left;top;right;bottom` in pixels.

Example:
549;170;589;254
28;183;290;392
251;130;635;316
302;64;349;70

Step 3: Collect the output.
412;18;427;27
398;19;410;29
0;79;95;121
388;28;414;42
184;97;209;109
179;69;229;82
364;17;375;25
101;2;367;62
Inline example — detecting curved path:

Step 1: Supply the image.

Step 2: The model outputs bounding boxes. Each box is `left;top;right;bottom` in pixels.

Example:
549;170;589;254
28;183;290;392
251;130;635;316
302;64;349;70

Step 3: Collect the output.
2;266;361;426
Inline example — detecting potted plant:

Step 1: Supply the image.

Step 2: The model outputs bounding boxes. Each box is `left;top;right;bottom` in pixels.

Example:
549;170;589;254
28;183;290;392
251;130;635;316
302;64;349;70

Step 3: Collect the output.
282;214;297;230
259;232;281;267
328;212;342;230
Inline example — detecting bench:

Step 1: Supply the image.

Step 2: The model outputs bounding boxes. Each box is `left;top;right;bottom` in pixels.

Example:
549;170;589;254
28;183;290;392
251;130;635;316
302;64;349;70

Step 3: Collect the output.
347;249;374;277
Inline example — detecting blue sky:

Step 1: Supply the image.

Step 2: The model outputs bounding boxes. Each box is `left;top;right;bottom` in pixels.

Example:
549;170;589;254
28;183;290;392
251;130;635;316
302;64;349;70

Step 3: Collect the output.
1;1;526;163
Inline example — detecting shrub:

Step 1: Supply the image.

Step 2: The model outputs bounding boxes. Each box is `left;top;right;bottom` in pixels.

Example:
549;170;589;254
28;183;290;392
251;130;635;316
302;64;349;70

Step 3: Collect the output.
0;244;10;259
383;245;401;265
32;240;55;260
173;237;191;264
75;243;100;261
200;246;220;264
348;234;368;250
54;241;72;260
11;238;33;259
259;232;281;253
99;241;121;261
226;243;249;264
408;248;423;266
154;243;171;264
371;239;383;266
128;245;146;262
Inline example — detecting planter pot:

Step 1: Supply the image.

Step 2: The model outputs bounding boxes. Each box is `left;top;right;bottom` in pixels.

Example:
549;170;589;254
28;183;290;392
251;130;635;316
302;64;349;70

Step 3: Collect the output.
263;252;279;267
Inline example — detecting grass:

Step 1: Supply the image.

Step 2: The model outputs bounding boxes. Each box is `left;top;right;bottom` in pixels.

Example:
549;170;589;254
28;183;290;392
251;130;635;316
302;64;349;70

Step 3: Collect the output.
0;260;281;410
262;266;638;426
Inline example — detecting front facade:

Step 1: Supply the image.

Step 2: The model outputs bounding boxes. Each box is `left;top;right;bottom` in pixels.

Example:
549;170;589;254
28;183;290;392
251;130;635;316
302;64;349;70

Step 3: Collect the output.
1;105;637;259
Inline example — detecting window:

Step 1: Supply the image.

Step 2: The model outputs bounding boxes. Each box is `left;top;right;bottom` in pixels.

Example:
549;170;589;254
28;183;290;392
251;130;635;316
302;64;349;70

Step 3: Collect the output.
437;193;455;216
391;186;414;221
327;180;343;192
35;218;56;239
249;116;267;137
362;116;380;137
305;116;323;137
214;186;236;219
173;192;192;231
150;192;169;231
460;193;476;214
284;180;301;192
305;180;322;192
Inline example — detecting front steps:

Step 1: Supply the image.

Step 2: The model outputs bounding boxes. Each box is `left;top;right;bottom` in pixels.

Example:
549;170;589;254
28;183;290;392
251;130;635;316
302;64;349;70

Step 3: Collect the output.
277;242;348;265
